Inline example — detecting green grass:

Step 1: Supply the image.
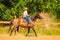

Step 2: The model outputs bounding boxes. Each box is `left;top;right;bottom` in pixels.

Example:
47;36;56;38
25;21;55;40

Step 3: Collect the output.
19;25;60;36
0;24;60;36
19;29;60;36
57;25;60;28
44;30;60;35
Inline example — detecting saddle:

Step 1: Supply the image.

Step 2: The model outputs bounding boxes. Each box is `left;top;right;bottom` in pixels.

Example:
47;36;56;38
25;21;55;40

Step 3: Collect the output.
22;19;27;22
20;18;28;26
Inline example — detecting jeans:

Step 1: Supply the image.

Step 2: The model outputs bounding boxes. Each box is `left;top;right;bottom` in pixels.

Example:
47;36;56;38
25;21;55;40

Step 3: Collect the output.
24;16;30;24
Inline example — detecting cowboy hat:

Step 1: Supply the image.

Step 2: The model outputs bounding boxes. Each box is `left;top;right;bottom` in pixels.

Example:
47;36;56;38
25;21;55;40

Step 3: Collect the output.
23;7;28;10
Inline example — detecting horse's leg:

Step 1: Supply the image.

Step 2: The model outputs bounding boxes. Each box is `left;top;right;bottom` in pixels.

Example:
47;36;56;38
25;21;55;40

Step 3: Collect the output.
14;27;17;35
26;27;30;36
17;26;19;32
31;27;37;37
8;25;12;33
10;28;14;36
8;20;13;33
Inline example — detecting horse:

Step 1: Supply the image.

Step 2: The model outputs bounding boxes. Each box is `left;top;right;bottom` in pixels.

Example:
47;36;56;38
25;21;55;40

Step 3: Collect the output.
9;13;42;37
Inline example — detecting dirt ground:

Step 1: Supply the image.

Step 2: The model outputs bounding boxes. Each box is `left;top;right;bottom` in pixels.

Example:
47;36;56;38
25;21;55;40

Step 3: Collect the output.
0;34;60;40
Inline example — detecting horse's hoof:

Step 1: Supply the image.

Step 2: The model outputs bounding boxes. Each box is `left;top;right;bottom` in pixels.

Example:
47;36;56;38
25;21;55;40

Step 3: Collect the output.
36;35;37;37
35;35;37;37
25;34;28;36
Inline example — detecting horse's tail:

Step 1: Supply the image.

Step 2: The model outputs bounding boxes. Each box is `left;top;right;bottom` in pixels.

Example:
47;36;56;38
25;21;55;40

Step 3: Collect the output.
9;20;14;29
10;20;13;25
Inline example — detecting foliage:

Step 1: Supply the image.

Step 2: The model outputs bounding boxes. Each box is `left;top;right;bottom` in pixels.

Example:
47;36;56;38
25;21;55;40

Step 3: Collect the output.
0;0;60;21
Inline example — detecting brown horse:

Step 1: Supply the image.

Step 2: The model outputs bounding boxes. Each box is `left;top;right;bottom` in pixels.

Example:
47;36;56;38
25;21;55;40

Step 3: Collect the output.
9;13;42;37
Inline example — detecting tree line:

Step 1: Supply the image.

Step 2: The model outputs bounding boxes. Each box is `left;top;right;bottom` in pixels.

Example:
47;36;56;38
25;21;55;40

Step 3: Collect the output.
0;0;60;22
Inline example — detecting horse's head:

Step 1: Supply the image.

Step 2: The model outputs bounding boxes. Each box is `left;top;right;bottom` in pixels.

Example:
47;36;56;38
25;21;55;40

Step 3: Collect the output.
31;13;43;22
35;13;42;19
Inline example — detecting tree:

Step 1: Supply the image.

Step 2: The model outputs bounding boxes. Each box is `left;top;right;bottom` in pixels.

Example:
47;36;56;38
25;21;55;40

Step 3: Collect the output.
0;0;60;22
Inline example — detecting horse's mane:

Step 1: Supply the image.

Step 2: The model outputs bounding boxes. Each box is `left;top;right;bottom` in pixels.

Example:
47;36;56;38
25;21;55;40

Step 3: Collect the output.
30;13;42;21
30;13;38;21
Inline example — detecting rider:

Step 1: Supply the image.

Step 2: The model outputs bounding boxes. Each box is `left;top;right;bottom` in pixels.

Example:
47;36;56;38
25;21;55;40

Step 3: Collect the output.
23;7;30;26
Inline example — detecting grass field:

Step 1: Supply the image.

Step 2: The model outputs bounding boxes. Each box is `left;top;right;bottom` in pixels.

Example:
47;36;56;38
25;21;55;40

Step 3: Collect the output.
0;23;60;36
